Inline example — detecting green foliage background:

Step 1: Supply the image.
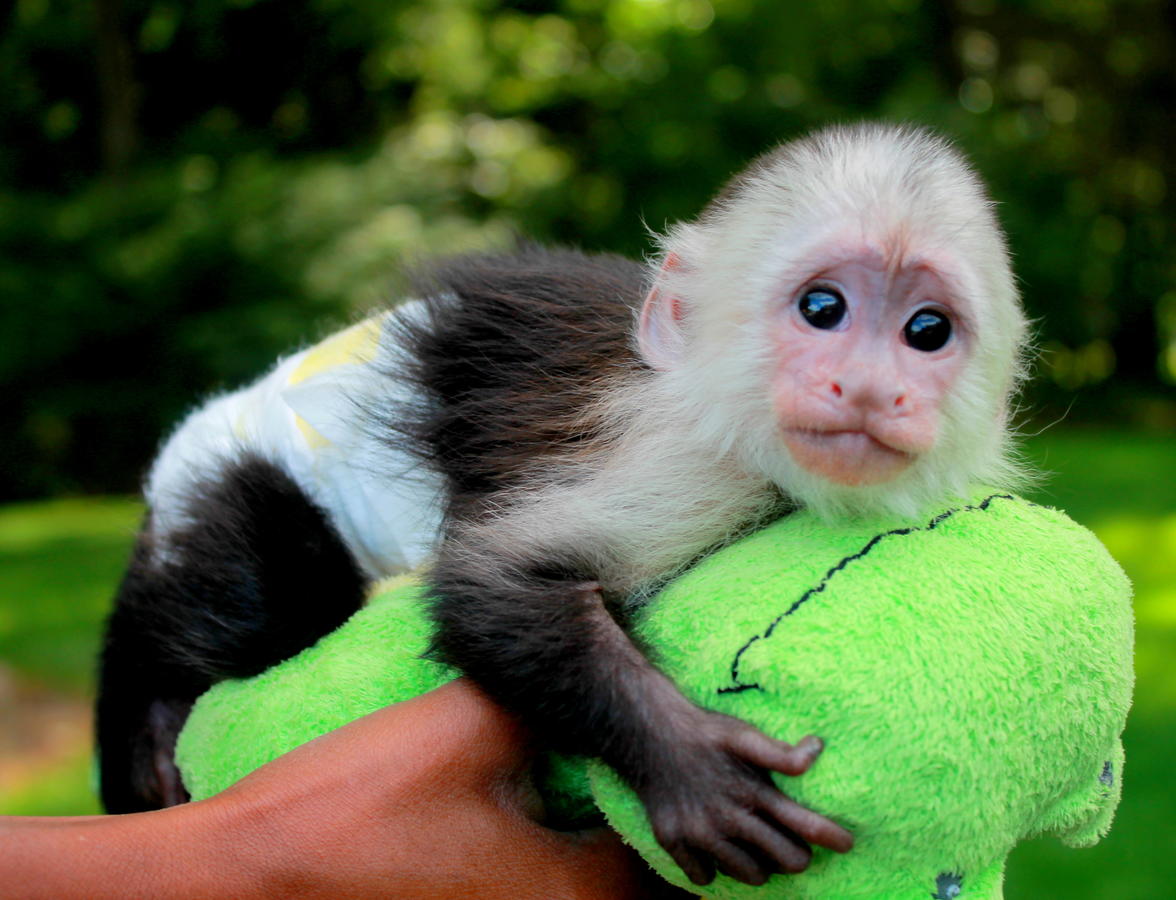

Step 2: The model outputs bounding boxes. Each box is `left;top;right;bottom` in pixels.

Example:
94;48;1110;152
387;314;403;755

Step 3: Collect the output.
1;0;1174;498
0;0;1173;896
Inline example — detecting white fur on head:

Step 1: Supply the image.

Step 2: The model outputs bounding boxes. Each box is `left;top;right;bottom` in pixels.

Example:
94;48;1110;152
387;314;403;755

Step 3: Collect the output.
642;123;1031;520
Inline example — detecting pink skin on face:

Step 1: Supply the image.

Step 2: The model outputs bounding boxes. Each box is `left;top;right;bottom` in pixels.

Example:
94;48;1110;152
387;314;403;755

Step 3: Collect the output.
770;252;968;486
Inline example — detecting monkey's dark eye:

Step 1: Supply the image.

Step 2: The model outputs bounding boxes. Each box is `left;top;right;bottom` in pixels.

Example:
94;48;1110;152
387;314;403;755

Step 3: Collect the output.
798;289;846;330
904;309;952;352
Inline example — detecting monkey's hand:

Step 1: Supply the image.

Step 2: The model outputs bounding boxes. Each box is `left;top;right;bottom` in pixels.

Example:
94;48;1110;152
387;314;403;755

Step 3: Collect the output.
636;710;853;887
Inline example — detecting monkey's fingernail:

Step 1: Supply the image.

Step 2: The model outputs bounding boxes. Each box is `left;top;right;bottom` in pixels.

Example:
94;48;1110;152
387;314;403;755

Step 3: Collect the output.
799;735;823;754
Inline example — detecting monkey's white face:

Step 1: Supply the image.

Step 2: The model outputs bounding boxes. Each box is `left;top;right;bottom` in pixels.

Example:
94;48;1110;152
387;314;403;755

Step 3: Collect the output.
641;125;1028;519
768;249;968;487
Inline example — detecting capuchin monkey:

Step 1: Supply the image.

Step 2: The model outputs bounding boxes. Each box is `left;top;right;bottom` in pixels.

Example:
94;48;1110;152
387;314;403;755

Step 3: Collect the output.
97;123;1030;887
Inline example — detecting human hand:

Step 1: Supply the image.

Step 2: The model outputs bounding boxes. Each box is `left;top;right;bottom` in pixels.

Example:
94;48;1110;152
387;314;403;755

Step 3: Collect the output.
210;678;682;899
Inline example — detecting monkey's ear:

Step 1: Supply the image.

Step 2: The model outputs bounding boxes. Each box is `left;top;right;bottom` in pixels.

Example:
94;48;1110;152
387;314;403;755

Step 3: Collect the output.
638;253;687;371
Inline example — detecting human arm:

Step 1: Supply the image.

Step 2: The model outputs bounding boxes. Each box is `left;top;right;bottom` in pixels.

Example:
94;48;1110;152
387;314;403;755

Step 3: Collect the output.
2;679;678;899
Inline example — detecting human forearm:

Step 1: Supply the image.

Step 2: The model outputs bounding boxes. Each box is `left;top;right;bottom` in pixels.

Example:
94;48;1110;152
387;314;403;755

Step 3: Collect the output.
3;682;672;899
0;799;262;900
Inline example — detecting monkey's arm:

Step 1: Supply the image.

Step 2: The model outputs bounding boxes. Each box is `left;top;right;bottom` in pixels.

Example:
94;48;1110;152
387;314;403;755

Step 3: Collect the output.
428;548;854;887
394;245;853;884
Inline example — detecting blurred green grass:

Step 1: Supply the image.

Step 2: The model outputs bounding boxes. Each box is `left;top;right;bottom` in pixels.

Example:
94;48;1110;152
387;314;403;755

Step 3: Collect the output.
0;746;100;818
1004;428;1176;898
0;496;142;817
0;497;142;692
0;428;1172;895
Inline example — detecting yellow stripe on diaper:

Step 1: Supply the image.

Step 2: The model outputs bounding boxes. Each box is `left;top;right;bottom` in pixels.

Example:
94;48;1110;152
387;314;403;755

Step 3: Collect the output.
287;317;383;387
371;572;421;596
294;414;331;449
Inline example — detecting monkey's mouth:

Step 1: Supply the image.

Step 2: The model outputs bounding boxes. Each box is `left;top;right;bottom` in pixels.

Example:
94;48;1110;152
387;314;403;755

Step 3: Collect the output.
782;428;915;486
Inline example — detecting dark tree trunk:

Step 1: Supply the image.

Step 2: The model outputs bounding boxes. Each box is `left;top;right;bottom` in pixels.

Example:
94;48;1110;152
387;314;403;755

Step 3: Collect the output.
94;0;140;175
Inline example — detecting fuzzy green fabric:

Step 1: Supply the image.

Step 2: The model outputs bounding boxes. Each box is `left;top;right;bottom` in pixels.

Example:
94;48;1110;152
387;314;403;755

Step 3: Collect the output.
176;491;1133;899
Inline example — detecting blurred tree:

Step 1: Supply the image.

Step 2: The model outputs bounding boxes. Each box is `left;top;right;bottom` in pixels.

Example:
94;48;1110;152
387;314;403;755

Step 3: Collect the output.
0;0;1171;499
942;0;1176;423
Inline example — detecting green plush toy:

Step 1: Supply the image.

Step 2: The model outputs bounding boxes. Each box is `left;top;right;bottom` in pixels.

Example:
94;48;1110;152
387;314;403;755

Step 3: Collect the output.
176;490;1133;899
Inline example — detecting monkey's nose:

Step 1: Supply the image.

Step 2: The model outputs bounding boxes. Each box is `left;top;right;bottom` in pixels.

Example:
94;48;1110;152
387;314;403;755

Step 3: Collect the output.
829;377;906;413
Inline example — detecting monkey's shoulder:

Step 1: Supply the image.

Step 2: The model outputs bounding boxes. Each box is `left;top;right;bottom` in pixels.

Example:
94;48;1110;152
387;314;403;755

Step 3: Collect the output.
407;245;645;362
392;245;649;500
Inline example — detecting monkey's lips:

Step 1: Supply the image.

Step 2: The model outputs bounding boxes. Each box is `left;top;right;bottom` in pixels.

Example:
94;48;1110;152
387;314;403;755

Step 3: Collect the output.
782;428;915;486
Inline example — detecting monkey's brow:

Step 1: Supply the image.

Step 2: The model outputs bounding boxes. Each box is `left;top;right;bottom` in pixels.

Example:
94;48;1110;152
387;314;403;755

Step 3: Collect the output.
794;238;929;280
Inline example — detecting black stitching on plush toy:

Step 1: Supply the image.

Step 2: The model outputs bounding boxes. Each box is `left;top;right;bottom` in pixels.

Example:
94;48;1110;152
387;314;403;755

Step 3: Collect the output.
1100;760;1114;786
932;871;964;898
719;494;1027;693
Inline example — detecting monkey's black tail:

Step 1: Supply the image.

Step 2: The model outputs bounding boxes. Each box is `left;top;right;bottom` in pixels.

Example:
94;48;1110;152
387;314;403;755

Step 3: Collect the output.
96;455;367;813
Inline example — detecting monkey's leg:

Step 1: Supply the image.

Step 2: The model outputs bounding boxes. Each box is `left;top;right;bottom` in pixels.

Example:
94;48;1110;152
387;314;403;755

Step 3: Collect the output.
428;565;853;887
97;454;367;812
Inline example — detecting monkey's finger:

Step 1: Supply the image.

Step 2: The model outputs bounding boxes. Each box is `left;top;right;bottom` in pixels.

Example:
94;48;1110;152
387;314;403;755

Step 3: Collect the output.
755;784;855;854
726;728;822;775
710;840;773;886
662;840;716;887
729;810;812;874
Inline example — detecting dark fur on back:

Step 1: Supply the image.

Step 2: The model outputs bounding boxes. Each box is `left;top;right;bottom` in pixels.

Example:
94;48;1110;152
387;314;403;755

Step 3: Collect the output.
390;245;648;516
97;454;366;812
